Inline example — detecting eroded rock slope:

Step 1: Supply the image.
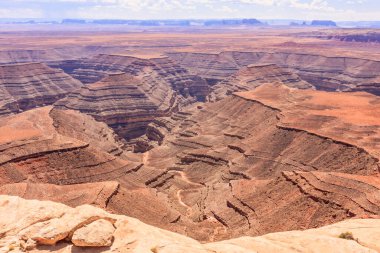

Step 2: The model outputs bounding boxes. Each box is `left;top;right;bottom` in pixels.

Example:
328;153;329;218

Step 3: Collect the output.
0;63;82;116
168;51;380;95
0;106;138;186
51;54;210;101
117;84;380;241
2;85;380;243
0;106;186;236
210;63;313;101
55;73;178;144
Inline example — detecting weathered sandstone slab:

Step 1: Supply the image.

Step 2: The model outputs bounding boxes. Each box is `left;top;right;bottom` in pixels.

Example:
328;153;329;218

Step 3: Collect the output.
0;195;380;253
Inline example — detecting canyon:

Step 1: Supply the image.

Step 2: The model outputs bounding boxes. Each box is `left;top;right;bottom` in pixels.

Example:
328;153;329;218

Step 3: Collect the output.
167;51;380;94
0;26;380;252
0;63;82;117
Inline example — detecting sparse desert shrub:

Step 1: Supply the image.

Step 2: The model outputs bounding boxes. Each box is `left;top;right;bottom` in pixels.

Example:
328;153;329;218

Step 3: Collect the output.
151;246;159;253
338;231;355;240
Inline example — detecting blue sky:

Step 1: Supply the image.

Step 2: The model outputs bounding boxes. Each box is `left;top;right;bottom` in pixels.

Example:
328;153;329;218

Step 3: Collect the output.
0;0;378;21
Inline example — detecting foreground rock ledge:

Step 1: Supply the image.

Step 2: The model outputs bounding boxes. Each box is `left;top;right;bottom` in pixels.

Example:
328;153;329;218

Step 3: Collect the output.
0;195;379;252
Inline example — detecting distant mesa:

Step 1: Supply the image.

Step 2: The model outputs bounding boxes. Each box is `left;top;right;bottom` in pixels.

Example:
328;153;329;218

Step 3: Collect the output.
311;20;337;26
334;32;380;43
62;19;87;24
204;19;263;26
289;21;307;26
85;18;263;26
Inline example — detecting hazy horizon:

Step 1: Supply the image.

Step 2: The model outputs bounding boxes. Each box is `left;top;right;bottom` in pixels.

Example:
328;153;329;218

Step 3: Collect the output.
0;0;379;22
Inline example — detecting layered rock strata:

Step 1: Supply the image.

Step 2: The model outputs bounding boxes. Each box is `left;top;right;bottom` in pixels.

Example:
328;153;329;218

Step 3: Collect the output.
210;63;313;101
117;85;380;241
54;73;179;145
0;62;82;116
168;51;380;95
0;181;119;208
3;85;380;243
0;106;186;237
51;54;209;101
0;106;139;186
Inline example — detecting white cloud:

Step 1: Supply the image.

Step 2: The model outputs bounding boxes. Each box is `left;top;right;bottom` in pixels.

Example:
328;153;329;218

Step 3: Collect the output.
0;0;378;21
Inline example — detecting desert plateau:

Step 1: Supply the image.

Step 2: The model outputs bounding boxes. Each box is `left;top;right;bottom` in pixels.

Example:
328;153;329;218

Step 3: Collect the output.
0;1;380;252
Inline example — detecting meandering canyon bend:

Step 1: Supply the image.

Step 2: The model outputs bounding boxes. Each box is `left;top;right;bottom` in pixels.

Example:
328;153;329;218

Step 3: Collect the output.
1;26;380;252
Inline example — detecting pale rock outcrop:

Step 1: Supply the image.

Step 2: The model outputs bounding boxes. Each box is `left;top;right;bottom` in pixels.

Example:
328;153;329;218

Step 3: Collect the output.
0;195;380;253
71;219;115;247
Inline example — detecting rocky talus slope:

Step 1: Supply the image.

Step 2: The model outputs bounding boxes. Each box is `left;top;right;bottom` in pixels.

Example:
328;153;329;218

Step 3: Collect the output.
210;63;313;101
0;63;82;116
168;51;380;95
1;195;380;253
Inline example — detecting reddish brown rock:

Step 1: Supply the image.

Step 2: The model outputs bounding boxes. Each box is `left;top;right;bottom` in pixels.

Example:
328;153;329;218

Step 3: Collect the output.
52;54;210;101
210;64;313;101
0;62;82;117
55;73;178;144
0;106;140;186
117;85;380;241
2;85;380;243
168;51;380;95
